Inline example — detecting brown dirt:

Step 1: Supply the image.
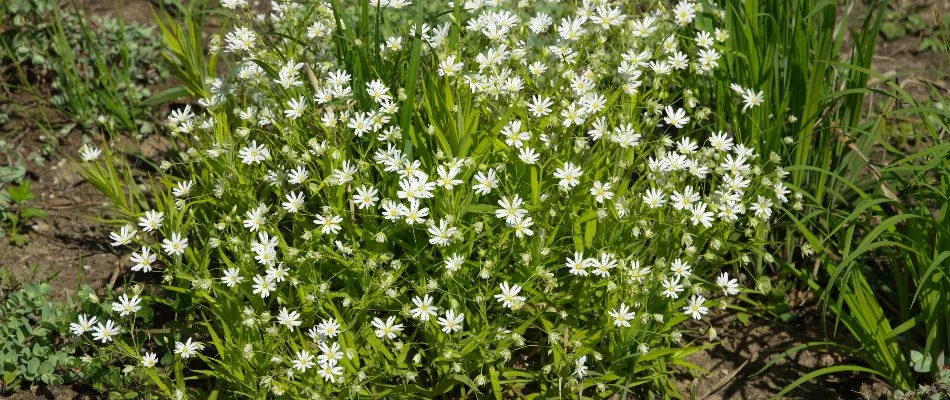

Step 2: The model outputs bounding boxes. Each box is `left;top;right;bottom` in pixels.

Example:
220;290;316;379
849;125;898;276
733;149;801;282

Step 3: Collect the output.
0;134;121;300
1;385;98;400
74;0;156;26
674;312;892;400
865;0;950;100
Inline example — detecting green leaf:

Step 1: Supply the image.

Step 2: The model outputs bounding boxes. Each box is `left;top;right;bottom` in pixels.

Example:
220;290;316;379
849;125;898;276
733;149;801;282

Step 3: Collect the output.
26;357;39;375
20;207;47;219
0;165;26;184
771;365;882;399
143;86;188;105
4;370;19;385
910;350;932;373
489;366;503;400
38;359;55;375
7;181;33;203
10;233;29;247
879;22;905;40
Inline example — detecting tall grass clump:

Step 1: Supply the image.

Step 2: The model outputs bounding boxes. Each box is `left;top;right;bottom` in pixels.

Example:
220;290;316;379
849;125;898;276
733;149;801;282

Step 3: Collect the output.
771;86;950;395
694;0;890;280
715;0;950;391
75;0;800;398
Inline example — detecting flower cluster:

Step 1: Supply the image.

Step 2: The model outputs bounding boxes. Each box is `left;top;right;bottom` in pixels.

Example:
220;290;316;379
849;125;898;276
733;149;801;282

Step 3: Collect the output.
78;0;799;397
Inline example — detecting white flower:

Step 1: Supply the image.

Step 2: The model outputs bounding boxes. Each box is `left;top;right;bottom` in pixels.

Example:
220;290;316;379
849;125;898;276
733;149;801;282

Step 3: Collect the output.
221;268;243;288
130;246;156;273
673;1;696;25
716;272;740;296
220;0;246;9
689;202;714;228
243;205;268;232
663;106;690;128
561;103;586;127
138;210;164;232
518;147;540;164
494;281;525;309
553;162;583;190
282;191;306;213
683;295;709;320
109;225;137;247
750;196;773;219
608;303;635;327
589;181;614;203
79;144;102;162
70;314;98;336
670;186;699;210
292;350;315;372
495;195;527;225
91;319;120;343
661;277;683;299
721;154;751;175
566;252;589;276
472;169;499;195
527;95;553;117
224;26;257;52
288;166;309;184
670;258;692;279
317;341;343;366
437;310;464;333
239;140;270;165
111;294;142;317
331;161;358;185
709;131;733;152
444;253;465;272
316;318;342;339
162;232;188;256
741;89;764;111
314;213;343;235
575;355;588;378
643;188;666;208
410;294;438;322
438;53;464;76
353;185;379;209
511;215;535;238
427;219;457;246
436;166;463;189
397;199;429;225
591;252;617;277
277;307;302;331
172;180;194;197
141;352;158;368
252;274;276;298
318;363;344;383
174;337;204;358
372;315;404;339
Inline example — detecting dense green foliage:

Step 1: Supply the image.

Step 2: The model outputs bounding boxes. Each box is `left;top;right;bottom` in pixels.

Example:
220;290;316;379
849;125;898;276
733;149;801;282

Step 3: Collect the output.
0;281;77;392
0;0;948;398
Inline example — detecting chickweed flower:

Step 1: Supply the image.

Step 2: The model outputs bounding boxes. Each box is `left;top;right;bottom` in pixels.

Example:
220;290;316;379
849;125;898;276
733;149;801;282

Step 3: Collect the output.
495;282;526;309
372;316;404;339
91;319;120;343
161;232;188;256
142;352;159;368
111;294;143;317
174;338;204;359
437;310;465;333
70;314;98;336
79;144;102;162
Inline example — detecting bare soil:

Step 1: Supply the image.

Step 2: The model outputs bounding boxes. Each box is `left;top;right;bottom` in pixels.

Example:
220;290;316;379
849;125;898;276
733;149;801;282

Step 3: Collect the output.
674;311;891;400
